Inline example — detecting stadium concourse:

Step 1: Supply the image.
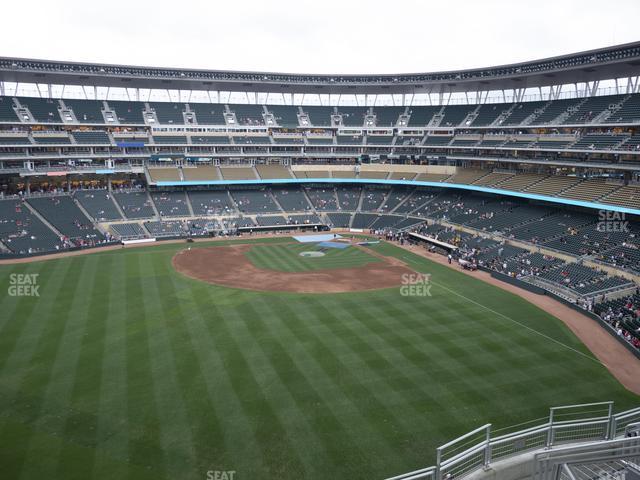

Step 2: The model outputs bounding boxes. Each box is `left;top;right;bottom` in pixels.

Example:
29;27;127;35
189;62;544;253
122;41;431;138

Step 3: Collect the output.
1;42;640;480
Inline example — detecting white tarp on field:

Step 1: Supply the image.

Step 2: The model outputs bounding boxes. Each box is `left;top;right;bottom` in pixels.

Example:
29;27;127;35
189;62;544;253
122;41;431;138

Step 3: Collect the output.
292;234;342;243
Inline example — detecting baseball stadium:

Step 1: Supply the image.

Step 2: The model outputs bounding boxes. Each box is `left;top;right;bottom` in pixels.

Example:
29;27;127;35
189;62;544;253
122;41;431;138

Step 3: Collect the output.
1;8;640;480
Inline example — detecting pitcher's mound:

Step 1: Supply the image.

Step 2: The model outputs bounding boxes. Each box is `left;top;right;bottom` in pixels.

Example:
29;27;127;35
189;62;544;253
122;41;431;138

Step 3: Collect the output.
173;244;416;293
299;251;325;257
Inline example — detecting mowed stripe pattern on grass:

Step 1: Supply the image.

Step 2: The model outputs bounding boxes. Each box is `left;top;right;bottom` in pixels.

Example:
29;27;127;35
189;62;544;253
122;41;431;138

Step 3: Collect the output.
244;242;380;272
0;239;636;480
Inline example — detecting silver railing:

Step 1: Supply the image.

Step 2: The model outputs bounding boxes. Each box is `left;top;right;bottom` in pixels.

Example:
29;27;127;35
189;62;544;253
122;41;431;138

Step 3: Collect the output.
386;402;640;480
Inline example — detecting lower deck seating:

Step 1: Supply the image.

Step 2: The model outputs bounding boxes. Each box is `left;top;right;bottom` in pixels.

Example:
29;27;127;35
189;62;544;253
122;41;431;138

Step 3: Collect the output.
0;199;65;254
151;191;191;217
379;190;411;213
188;190;236;216
272;189;312;211
256;215;288;226
27;195;104;245
220;217;256;229
595;294;640;347
393;190;437;214
110;223;147;239
597;245;640;274
325;212;352;228
351;213;379;229
509;212;594;243
144;220;189;237
231;190;280;214
336;187;361;210
393;217;425;230
287;214;321;225
74;190;123;221
360;189;387;211
114;191;156;219
305;187;338;210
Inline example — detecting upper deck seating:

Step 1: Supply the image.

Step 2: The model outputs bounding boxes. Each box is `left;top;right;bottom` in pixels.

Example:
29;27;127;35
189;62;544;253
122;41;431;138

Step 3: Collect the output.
107;100;145;124
439;105;476;127
533;98;583;125
406;106;440;126
608;94;640;124
501;101;548;126
17;97;61;123
0;97;18;122
469;104;506;126
302;106;333;126
336;107;368;126
188;103;227;125
65;99;105;123
266;105;299;127
561;94;624;124
149;102;185;124
373;106;404;127
228;104;264;125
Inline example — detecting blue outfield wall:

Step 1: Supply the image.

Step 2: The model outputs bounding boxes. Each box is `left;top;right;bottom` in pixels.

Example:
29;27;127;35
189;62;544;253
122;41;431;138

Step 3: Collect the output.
155;177;640;216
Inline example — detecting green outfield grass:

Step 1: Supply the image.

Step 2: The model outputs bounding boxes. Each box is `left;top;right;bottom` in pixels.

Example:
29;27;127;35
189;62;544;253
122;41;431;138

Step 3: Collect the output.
0;237;637;480
244;242;380;272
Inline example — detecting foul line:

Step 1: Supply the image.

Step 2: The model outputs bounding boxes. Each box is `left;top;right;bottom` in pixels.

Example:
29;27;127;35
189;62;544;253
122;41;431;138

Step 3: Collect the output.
430;279;605;366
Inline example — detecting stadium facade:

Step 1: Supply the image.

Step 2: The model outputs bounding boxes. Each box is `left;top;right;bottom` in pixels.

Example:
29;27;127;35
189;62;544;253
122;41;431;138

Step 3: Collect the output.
1;43;640;480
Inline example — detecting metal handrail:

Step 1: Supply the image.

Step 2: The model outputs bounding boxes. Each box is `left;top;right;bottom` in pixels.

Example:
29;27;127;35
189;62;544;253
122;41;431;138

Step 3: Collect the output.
385;402;640;480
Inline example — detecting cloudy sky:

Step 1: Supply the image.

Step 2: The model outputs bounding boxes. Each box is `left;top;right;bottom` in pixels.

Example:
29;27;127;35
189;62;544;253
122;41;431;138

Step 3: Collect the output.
2;0;639;74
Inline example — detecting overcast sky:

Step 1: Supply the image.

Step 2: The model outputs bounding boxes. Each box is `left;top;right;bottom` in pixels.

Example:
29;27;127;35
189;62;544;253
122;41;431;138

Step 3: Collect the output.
2;0;639;75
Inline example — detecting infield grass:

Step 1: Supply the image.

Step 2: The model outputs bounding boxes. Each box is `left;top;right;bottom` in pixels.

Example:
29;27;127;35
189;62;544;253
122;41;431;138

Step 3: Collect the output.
0;237;637;480
244;242;380;272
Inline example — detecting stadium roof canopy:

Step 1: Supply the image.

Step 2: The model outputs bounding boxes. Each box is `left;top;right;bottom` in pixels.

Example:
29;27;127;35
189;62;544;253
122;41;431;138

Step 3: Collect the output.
1;42;640;95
